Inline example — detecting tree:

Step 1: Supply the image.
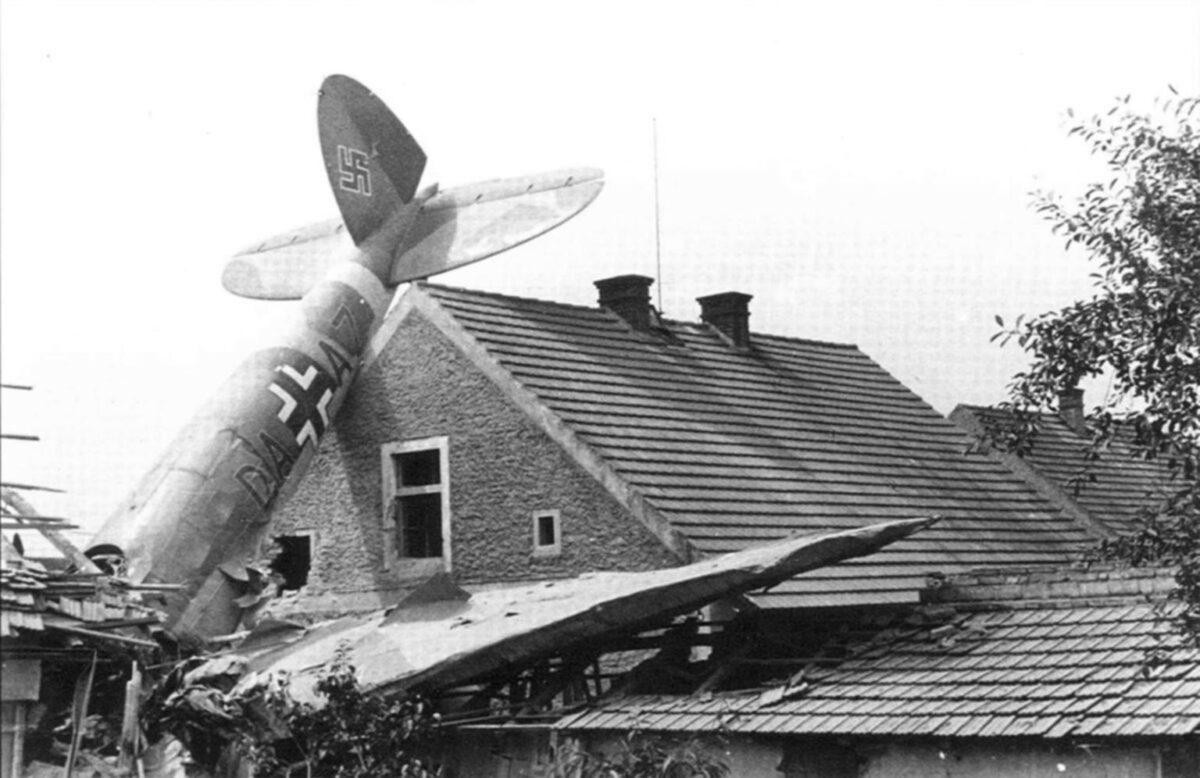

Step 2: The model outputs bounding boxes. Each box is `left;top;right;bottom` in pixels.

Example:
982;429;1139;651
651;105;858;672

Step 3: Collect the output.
156;645;441;776
994;92;1199;638
557;731;730;778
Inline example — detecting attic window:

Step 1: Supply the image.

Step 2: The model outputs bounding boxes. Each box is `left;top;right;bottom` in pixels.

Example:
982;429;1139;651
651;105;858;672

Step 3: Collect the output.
271;534;311;592
532;510;562;557
383;437;451;566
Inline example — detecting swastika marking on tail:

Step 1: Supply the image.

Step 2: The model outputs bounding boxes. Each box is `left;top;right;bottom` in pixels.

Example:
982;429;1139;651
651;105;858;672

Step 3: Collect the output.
337;145;371;195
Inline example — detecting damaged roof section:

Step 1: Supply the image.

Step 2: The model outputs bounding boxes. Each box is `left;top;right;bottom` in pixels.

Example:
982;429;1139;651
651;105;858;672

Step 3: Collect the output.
1;491;163;650
224;517;934;701
557;565;1200;739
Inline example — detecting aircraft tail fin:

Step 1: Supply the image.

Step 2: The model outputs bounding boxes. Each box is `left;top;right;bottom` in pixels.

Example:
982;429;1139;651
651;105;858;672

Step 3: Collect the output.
318;74;426;245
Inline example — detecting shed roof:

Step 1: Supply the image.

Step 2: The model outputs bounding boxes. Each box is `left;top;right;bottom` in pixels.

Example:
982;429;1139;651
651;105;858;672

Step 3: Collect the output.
951;405;1179;535
415;283;1098;607
555;569;1200;738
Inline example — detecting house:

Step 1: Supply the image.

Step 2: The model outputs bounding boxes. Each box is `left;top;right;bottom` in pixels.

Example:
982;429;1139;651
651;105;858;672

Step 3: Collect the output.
266;274;1098;618
257;274;1199;776
950;395;1179;535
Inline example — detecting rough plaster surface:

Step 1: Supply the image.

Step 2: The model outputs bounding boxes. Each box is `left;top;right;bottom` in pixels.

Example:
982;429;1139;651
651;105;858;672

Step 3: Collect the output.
270;310;680;609
860;741;1162;778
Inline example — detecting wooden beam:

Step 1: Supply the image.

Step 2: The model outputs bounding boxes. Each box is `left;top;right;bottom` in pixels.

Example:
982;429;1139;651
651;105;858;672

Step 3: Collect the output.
1;489;100;574
63;653;97;778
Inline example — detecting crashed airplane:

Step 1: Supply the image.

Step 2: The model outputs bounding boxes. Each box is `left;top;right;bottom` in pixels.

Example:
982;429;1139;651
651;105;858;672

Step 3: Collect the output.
86;75;604;640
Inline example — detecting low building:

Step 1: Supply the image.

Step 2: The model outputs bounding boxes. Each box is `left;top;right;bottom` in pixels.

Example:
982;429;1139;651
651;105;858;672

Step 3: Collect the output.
950;395;1179;535
542;566;1199;777
1;501;161;778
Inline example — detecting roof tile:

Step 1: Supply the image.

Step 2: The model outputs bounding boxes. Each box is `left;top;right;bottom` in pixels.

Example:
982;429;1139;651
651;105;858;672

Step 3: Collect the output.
424;284;1096;605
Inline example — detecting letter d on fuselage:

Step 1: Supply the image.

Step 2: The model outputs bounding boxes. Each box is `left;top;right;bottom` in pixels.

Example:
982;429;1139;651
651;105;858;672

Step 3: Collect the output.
87;75;603;640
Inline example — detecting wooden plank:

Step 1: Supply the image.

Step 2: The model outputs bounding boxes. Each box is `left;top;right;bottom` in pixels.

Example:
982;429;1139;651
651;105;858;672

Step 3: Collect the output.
63;653;97;778
1;489;100;574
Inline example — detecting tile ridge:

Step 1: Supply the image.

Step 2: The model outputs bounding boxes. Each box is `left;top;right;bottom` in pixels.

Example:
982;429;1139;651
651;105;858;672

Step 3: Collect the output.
418;281;604;315
420;281;860;350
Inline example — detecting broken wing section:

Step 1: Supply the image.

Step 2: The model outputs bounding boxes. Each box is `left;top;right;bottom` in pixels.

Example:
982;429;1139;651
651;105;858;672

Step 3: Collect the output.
231;516;935;702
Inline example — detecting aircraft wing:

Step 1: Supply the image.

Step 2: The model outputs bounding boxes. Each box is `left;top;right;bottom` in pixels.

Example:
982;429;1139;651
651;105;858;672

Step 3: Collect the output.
225;517;934;703
221;168;603;300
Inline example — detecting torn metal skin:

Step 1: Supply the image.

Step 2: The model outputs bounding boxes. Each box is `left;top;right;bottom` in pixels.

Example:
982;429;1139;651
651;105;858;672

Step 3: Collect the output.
186;517;934;709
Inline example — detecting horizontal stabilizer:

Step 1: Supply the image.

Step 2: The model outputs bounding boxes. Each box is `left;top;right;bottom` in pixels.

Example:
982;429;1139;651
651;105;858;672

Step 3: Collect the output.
224;168;605;299
222;220;352;300
390;167;604;283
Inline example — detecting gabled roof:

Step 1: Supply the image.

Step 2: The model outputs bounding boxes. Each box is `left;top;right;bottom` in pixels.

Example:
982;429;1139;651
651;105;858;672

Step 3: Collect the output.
409;282;1099;607
556;567;1200;739
951;405;1178;535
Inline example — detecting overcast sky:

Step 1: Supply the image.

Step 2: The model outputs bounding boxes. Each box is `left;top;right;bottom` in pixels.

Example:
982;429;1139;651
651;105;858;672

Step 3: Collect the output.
2;0;1198;544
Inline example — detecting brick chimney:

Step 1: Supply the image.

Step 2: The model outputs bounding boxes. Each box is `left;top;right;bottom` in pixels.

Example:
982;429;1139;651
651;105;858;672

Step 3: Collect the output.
1058;387;1085;434
595;274;655;330
697;291;753;348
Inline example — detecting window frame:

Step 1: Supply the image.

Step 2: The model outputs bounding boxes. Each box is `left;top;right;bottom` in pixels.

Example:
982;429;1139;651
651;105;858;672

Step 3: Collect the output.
381;436;451;572
531;509;562;557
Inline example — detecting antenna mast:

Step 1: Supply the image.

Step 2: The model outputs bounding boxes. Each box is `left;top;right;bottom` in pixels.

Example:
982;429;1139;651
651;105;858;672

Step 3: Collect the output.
652;117;663;313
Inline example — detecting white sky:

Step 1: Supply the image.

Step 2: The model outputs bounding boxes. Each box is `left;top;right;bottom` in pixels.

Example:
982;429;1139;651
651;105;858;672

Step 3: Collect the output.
2;0;1198;546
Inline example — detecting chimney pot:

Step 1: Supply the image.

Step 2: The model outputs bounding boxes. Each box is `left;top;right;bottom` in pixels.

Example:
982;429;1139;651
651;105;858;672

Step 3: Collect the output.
697;291;753;348
595;274;655;330
1058;387;1085;434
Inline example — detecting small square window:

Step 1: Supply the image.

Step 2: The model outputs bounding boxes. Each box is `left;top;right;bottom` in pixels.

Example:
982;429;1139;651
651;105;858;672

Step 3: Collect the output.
532;510;561;557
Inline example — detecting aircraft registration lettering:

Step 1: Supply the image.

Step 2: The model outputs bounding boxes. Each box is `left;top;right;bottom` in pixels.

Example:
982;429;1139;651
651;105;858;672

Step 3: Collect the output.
337;145;371;195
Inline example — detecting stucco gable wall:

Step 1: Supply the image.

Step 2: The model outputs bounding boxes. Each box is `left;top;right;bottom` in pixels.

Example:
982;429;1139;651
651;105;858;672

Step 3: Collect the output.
270;308;680;606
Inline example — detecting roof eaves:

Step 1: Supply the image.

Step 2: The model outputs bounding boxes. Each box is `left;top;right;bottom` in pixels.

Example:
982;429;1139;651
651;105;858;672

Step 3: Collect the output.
406;284;695;563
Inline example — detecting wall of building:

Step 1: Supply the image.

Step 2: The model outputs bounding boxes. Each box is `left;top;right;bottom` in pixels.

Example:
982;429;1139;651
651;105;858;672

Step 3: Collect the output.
541;733;1189;778
269;310;681;616
859;740;1162;778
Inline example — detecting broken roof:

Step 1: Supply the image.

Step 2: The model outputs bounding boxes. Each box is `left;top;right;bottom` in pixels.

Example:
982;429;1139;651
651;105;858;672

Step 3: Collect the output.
952;405;1179;535
1;531;160;651
404;282;1099;607
556;566;1200;739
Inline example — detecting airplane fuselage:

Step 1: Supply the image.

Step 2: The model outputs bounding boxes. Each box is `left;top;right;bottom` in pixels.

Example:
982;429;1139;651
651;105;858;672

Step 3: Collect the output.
91;255;392;639
85;74;603;641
